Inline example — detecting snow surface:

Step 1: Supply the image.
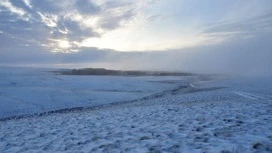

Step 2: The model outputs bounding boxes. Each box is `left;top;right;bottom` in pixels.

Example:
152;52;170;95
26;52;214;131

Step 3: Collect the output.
0;67;190;118
0;67;272;152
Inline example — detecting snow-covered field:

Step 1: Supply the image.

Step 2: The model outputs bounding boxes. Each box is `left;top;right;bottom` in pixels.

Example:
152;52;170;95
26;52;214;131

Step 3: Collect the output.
0;67;272;152
0;67;190;118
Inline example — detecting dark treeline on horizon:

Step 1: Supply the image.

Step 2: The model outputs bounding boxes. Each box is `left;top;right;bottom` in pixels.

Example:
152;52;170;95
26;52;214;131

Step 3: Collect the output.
58;68;194;76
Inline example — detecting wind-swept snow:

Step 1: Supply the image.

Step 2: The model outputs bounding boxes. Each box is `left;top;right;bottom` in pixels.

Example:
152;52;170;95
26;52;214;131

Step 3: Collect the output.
0;67;272;152
0;67;190;118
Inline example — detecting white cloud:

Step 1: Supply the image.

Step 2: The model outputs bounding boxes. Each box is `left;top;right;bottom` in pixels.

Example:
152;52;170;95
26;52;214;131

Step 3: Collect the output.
59;28;69;34
0;0;27;17
1;0;271;53
38;12;58;27
23;0;32;9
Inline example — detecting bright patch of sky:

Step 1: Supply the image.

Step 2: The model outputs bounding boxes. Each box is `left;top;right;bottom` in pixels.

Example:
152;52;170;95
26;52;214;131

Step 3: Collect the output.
0;0;271;52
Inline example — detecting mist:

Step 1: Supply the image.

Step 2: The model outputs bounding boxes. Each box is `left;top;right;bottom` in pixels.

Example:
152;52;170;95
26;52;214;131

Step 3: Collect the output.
0;31;271;76
1;0;272;76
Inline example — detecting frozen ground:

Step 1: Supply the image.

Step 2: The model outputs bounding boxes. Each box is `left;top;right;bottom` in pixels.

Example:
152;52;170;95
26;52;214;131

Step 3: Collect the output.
0;67;272;152
0;67;191;118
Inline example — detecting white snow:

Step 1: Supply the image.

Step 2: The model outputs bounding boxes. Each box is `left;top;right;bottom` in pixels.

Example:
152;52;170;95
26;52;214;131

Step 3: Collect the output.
0;67;188;118
0;67;272;152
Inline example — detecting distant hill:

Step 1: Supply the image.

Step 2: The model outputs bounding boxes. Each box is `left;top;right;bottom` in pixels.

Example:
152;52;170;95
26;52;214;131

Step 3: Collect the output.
57;68;194;76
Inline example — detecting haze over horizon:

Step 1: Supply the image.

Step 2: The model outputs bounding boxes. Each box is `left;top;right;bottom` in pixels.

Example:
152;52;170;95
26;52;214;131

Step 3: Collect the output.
0;0;272;75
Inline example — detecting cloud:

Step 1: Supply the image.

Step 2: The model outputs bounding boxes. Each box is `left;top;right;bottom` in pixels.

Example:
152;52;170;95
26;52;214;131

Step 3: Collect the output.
203;13;272;34
22;0;32;9
0;0;272;76
1;31;272;76
0;0;145;52
0;0;29;20
97;1;135;30
8;0;30;12
1;0;272;53
99;8;134;30
38;12;57;27
102;33;272;76
75;0;100;15
30;1;68;14
58;19;99;40
194;13;272;48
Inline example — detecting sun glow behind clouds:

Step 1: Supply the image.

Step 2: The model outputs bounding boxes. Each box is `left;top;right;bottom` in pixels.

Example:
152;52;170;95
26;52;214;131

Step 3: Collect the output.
58;40;71;49
79;25;217;51
0;0;271;53
0;0;225;52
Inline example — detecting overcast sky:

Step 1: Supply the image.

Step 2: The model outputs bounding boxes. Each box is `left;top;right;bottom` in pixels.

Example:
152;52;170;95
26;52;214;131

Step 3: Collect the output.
0;0;272;75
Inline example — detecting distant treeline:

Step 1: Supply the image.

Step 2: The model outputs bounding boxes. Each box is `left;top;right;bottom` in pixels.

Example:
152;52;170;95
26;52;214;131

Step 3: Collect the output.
58;68;193;76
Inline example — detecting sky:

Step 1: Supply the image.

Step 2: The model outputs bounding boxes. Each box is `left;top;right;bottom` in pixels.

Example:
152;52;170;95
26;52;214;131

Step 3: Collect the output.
0;0;272;75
